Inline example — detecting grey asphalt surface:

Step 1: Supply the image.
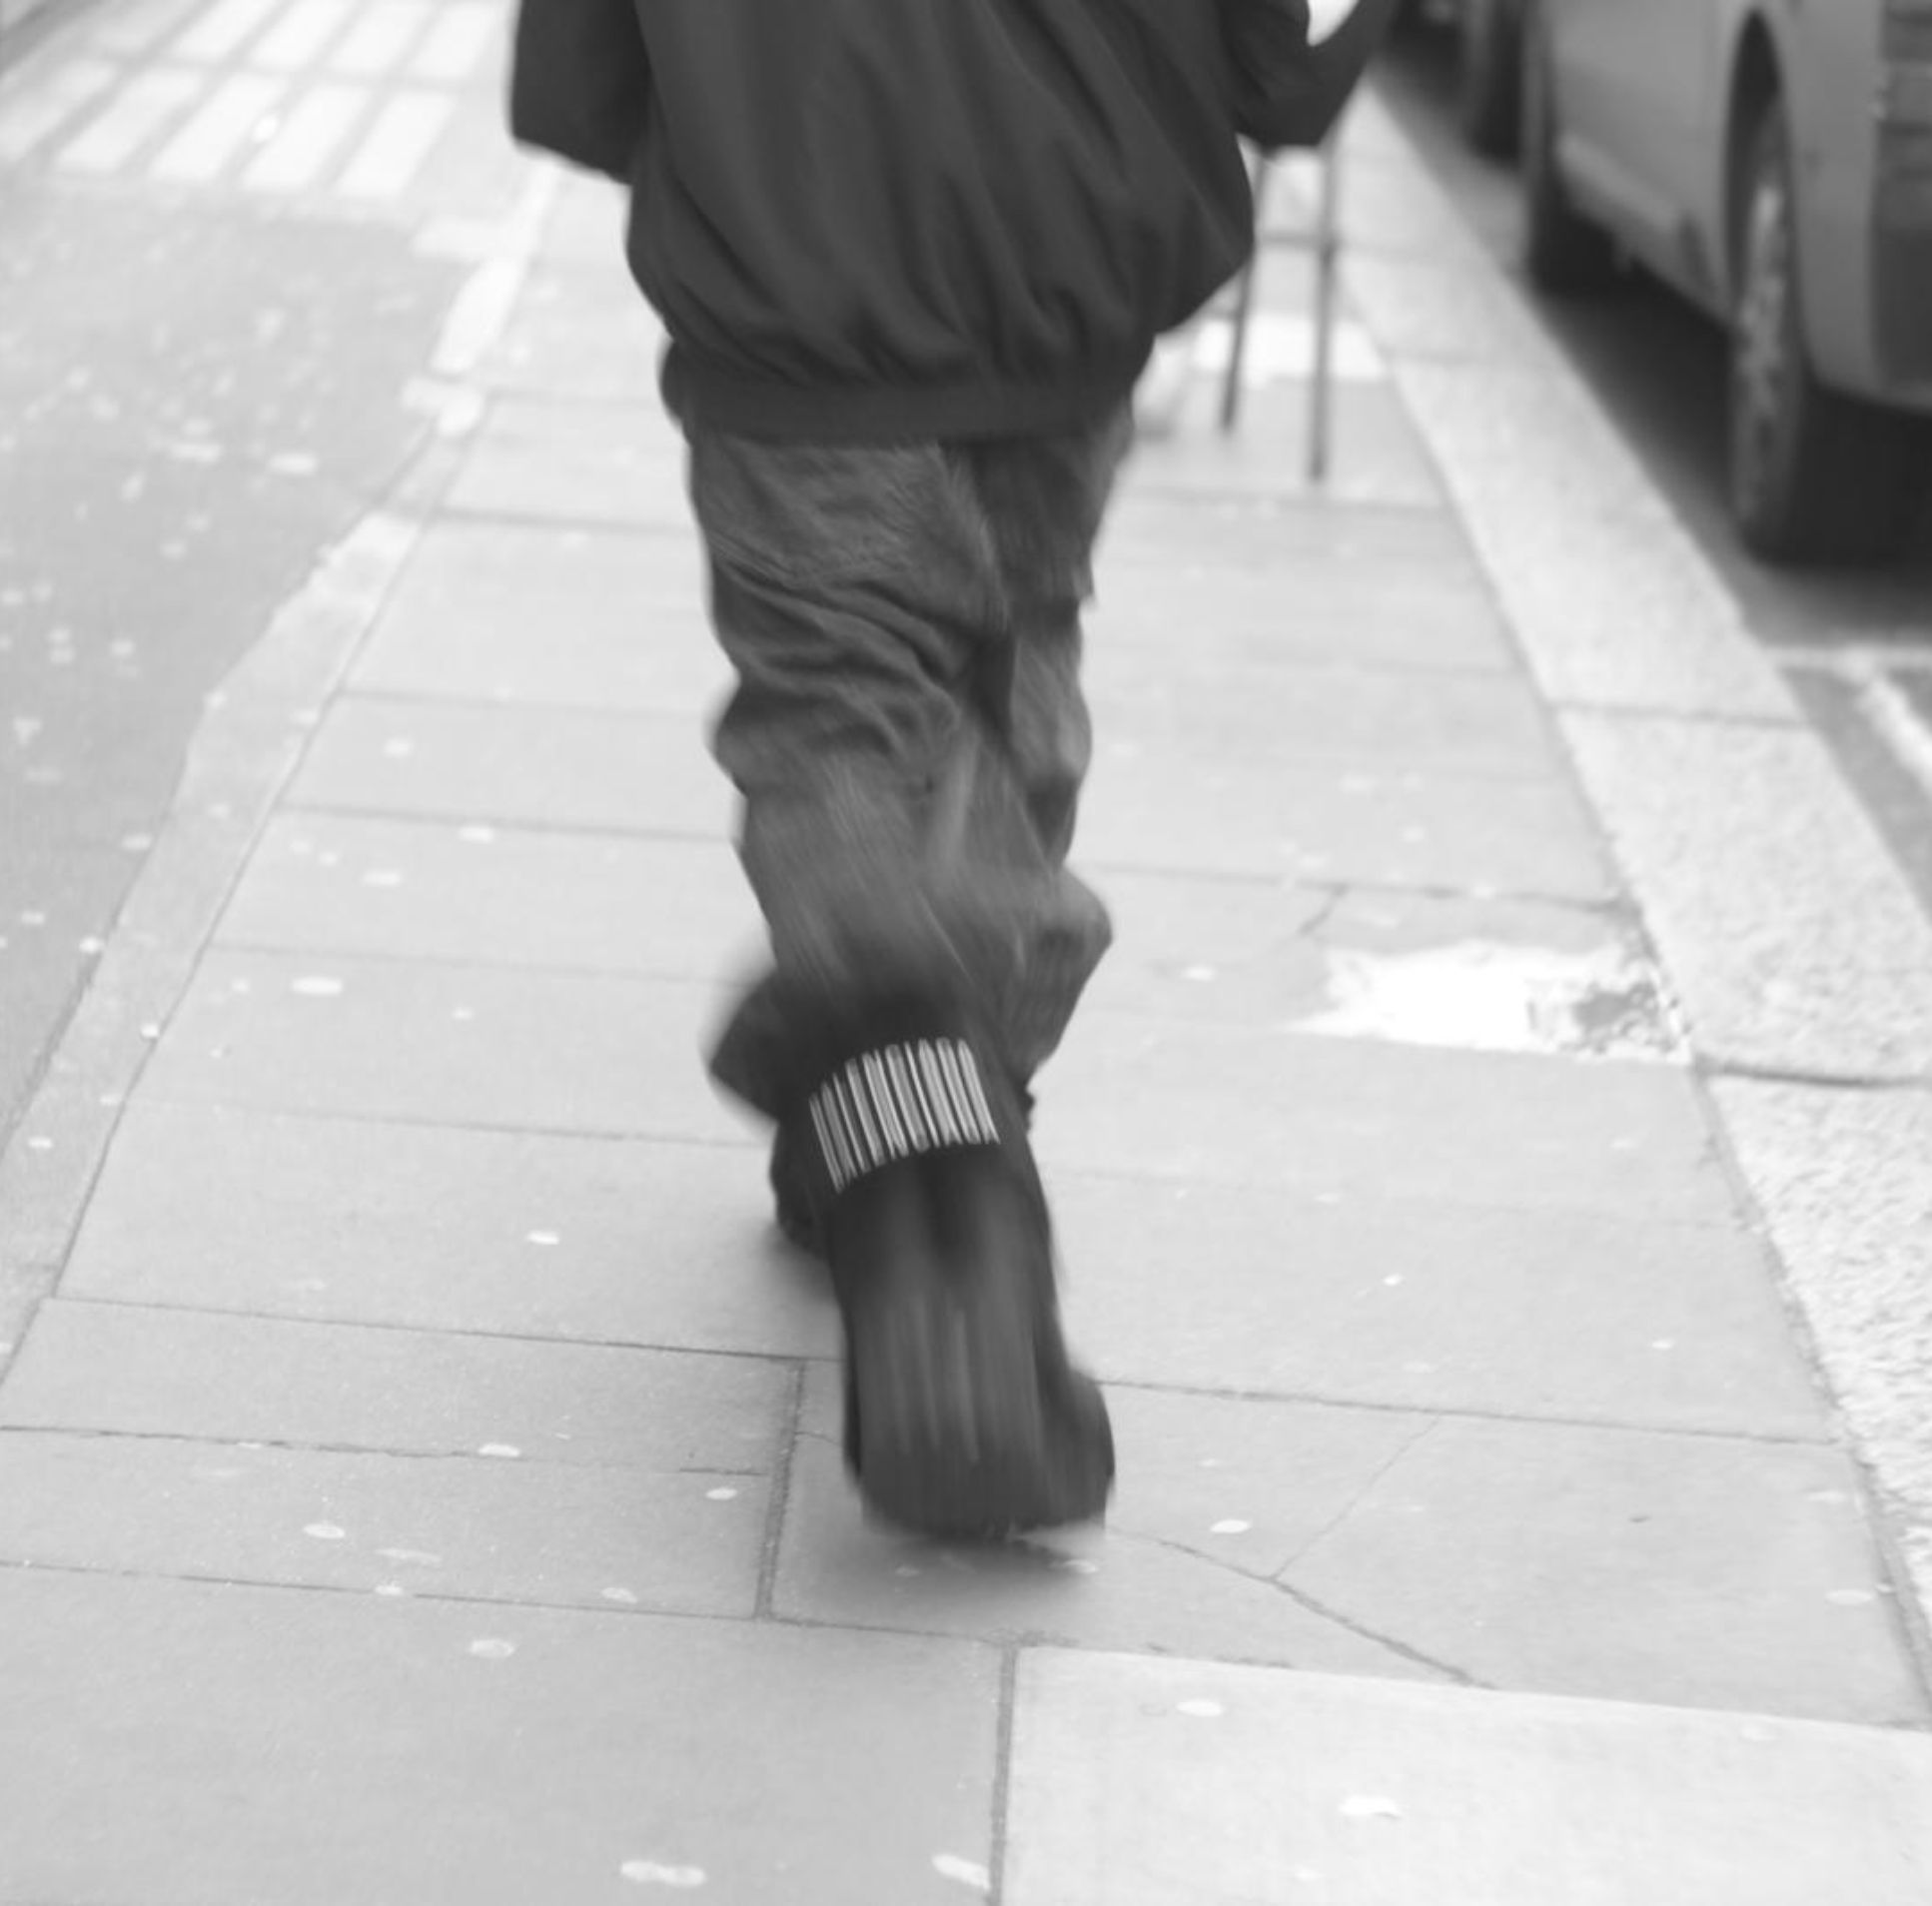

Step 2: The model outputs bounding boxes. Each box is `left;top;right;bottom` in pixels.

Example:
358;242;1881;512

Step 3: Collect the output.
0;15;463;1144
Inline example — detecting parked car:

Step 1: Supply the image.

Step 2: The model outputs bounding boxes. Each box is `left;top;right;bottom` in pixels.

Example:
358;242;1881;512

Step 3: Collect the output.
1516;0;1932;564
1409;0;1525;154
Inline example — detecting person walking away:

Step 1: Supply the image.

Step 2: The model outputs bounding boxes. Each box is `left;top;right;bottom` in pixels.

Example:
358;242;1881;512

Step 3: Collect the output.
508;0;1399;1538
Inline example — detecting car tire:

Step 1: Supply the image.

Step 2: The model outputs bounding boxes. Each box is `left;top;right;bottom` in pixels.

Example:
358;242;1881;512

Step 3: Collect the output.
1458;0;1520;158
1519;0;1617;293
1729;101;1925;564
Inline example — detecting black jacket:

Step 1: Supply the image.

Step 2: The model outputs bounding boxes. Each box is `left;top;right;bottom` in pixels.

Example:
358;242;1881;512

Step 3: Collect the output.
509;0;1397;441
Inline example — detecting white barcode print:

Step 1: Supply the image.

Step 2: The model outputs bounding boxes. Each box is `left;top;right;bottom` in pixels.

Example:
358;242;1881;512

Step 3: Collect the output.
808;1041;1001;1194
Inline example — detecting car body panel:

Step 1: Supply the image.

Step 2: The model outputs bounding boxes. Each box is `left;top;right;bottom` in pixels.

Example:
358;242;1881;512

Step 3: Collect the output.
1540;0;1932;417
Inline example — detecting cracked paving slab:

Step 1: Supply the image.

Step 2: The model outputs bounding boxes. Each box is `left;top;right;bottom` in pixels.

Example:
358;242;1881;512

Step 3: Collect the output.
1085;872;1676;1060
770;1366;1455;1682
57;1104;836;1359
1284;1414;1925;1724
0;1429;770;1616
0;1299;791;1473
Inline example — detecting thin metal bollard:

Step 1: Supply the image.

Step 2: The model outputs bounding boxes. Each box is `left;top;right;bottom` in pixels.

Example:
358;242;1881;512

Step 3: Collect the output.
1219;154;1271;435
1306;136;1342;484
1219;134;1345;485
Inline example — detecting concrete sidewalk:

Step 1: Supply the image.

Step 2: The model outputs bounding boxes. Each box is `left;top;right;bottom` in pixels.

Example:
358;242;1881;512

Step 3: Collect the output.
3;44;1932;1906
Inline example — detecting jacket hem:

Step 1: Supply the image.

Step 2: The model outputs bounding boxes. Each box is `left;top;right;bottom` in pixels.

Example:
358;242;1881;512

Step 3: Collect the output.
664;349;1148;445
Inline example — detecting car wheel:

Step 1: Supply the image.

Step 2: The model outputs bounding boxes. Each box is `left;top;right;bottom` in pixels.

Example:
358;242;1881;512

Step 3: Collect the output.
1519;0;1616;293
1458;0;1520;157
1729;100;1924;563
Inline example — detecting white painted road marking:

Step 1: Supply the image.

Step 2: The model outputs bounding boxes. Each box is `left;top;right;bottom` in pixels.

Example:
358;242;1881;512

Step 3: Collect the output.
172;0;281;64
252;0;354;74
90;0;206;57
335;87;451;199
148;70;284;182
57;64;199;173
409;3;495;83
242;81;366;192
330;1;431;78
0;57;117;165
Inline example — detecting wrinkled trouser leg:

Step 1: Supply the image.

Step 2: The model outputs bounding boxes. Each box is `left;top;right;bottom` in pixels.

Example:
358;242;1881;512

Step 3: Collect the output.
693;411;1130;1123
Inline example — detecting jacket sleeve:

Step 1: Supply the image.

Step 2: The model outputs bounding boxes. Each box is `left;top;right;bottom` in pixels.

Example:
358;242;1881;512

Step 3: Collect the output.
508;0;650;182
1220;0;1405;150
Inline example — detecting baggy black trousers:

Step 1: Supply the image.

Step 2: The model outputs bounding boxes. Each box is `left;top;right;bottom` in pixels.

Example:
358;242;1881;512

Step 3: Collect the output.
688;411;1132;1123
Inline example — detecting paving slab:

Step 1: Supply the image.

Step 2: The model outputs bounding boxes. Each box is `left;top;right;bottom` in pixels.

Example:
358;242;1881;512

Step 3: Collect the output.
61;1104;835;1357
1085;870;1671;1058
0;1300;790;1473
218;814;761;975
0;1430;767;1614
1047;1174;1826;1436
1004;1650;1932;1906
0;1569;999;1904
1087;562;1515;673
351;518;722;712
482;263;665;400
1078;740;1612;895
136;951;748;1143
1037;1015;1731;1222
287;693;727;836
1285;1415;1924;1723
1098;487;1476;573
1085;651;1557;778
446;394;690;527
773;1367;1446;1681
537;168;631;266
1126;379;1442;508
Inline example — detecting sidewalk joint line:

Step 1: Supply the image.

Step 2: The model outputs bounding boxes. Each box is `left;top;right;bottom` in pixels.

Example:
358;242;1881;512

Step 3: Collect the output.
288;684;716;718
1126;479;1444;520
39;1293;832;1370
209;934;729;988
1110;1524;1482;1687
1096;1373;1830;1447
753;1364;805;1620
271;801;725;850
37;1294;1828;1446
0;1422;773;1477
1081;855;1618;910
126;1093;764;1153
1269;1568;1484;1687
392;502;698;544
987;1647;1020;1906
1272;1414;1445;1572
321;687;703;722
1552;699;1808;734
1699;1059;1932;1096
435;499;695;539
0;1555;1030;1661
0;1554;765;1625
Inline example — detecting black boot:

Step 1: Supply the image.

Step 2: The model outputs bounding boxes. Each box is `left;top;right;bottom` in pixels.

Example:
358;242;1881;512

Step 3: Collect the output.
788;998;1112;1537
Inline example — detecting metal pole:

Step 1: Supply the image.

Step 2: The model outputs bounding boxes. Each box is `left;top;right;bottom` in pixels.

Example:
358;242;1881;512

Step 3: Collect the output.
1307;135;1343;484
1220;152;1270;434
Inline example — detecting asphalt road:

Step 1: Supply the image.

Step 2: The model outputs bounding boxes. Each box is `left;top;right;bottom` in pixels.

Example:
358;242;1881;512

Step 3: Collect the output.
1374;22;1932;911
0;0;471;1148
